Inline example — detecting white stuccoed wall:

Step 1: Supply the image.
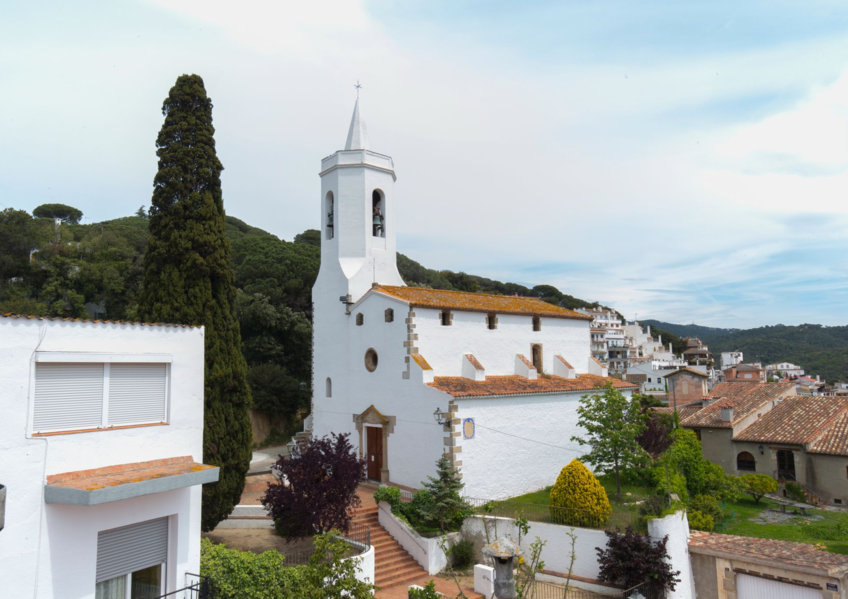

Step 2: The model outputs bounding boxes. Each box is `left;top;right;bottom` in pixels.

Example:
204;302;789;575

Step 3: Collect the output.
0;317;205;599
415;309;591;377
648;511;695;599
454;389;632;499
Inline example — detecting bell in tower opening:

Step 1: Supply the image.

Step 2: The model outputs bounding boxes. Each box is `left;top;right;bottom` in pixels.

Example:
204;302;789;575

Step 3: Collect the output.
372;189;384;238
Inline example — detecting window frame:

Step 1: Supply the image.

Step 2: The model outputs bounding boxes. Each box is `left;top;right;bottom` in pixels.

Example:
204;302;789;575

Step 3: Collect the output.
30;355;172;436
736;451;757;472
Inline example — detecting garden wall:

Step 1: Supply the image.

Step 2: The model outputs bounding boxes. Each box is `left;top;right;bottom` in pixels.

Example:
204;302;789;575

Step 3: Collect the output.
378;501;461;574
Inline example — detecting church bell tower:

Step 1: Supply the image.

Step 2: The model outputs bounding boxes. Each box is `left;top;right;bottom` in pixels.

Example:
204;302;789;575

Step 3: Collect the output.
314;98;404;304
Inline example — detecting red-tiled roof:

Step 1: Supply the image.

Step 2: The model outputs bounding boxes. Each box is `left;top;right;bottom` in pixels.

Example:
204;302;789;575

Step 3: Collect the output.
688;531;848;575
428;374;637;398
412;354;432;370
46;456;215;491
372;286;592;320
555;355;574;369
1;312;199;328
517;354;536;370
665;367;709;378
653;401;702;421
464;354;484;370
810;412;848;456
734;395;848;446
681;382;794;429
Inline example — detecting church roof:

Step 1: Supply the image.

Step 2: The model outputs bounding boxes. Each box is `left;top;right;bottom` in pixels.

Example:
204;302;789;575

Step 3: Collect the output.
345;99;370;150
428;374;636;398
372;286;592;320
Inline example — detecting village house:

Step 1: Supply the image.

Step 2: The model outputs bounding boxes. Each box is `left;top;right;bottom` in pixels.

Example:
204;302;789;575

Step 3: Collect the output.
682;336;714;369
578;308;628;374
676;381;848;506
0;314;216;599
724;363;767;383
721;350;744;370
308;101;636;500
766;361;805;378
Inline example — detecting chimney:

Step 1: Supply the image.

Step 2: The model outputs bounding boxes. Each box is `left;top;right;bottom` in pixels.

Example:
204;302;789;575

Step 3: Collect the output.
721;406;734;423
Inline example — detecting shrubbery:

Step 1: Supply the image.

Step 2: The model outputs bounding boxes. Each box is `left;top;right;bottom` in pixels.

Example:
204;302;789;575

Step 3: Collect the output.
549;459;611;526
688;510;715;532
740;474;778;503
450;538;475;570
689;495;722;523
596;527;680;597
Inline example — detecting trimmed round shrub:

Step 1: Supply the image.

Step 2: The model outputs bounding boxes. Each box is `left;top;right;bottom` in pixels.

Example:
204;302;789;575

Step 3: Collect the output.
688;510;715;532
689;495;722;523
549;459;611;527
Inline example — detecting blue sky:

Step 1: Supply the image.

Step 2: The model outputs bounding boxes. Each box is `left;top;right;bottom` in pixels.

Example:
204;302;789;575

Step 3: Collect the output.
2;0;847;328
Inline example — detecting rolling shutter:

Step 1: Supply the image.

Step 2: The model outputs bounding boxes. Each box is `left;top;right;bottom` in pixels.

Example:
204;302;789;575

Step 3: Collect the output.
108;364;168;426
96;517;168;582
33;363;104;433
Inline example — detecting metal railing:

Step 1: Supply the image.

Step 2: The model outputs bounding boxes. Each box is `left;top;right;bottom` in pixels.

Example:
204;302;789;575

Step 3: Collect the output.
466;498;640;531
279;522;372;566
153;574;213;599
527;580;660;598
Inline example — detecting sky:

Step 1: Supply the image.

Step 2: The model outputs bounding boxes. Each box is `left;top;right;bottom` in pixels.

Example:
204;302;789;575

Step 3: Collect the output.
2;1;848;329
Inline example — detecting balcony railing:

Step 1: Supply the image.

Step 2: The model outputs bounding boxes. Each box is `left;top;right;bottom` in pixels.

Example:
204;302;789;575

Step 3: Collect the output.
154;574;213;599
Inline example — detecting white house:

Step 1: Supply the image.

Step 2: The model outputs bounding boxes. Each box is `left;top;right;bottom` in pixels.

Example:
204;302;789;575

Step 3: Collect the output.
0;314;217;599
765;361;805;378
309;101;636;501
720;351;744;370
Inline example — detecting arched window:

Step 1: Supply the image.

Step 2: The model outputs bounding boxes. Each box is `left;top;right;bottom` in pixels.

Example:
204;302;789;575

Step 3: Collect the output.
531;344;543;373
326;377;332;398
325;191;334;240
737;451;756;472
372;190;385;238
356;313;364;326
385;308;394;323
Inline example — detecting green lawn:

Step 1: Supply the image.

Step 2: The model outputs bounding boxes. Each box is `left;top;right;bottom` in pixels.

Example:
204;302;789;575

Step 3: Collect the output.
496;477;848;555
716;494;848;555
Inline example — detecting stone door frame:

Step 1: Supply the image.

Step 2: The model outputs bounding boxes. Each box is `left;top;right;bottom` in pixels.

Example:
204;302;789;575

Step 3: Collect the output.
353;405;396;483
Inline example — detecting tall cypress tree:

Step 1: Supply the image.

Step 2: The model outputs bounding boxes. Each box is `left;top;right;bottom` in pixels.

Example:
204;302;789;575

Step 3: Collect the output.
137;74;252;531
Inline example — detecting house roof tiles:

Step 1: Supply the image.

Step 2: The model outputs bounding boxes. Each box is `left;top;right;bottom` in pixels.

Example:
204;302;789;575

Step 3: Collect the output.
428;374;637;398
372;286;592;320
681;382;794;429
464;354;484;370
734;395;848;446
809;411;848;456
688;531;848;576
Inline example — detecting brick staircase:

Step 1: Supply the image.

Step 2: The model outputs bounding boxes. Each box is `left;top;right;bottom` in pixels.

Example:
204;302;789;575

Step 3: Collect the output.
352;503;429;588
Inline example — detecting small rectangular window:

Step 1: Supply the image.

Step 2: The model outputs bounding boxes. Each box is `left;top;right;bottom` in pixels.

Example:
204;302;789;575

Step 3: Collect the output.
694;429;701;441
441;311;452;326
487;314;497;330
532;316;541;332
835;499;843;505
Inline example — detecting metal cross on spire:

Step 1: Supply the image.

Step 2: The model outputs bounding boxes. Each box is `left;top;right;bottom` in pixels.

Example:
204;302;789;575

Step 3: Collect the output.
354;79;362;99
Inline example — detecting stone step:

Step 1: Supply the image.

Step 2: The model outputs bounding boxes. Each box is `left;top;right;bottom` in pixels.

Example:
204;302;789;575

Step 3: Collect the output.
376;564;429;587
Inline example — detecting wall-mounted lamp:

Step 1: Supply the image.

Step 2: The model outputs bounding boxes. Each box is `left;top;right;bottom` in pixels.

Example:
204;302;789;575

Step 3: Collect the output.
758;445;764;455
433;408;451;427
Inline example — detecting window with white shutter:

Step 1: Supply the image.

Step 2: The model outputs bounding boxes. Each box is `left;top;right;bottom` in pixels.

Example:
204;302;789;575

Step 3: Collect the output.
34;363;104;433
108;364;168;426
32;361;170;434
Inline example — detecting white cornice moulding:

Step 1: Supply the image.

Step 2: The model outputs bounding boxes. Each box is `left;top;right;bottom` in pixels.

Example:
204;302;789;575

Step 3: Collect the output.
35;352;173;363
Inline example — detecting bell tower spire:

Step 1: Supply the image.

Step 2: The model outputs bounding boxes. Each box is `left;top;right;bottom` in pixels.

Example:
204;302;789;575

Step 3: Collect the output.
314;95;404;305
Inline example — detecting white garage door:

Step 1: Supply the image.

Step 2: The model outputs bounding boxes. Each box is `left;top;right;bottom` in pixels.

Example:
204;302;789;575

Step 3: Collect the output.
737;573;821;599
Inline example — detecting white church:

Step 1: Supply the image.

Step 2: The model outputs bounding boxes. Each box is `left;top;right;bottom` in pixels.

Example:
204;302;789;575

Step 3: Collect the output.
310;100;636;500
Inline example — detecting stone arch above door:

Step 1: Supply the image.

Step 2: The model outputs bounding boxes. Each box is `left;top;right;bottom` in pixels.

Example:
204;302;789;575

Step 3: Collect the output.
353;405;396;483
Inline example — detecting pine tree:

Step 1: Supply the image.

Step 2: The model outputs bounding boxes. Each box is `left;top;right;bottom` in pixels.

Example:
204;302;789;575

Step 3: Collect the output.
136;74;252;531
420;455;471;533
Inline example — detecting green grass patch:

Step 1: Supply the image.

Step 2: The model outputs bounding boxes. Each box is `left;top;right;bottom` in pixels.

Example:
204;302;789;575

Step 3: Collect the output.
717;494;848;554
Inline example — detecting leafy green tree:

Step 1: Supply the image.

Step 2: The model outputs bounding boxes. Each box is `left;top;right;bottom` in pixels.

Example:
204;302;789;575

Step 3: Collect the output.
135;206;149;219
33;203;83;224
419;455;472;533
0;208;42;280
136;74;252;532
294;228;321;247
572;383;648;499
740;473;778;503
301;532;376;599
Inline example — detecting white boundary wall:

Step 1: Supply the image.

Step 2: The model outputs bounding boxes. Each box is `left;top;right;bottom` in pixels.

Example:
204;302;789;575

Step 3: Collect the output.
378;501;460;574
647;511;695;599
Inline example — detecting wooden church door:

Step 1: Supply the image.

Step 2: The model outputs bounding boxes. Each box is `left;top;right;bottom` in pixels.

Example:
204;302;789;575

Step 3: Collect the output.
366;426;383;480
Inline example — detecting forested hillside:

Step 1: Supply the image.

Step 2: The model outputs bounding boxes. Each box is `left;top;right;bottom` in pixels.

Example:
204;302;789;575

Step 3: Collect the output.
645;319;848;384
0;206;609;440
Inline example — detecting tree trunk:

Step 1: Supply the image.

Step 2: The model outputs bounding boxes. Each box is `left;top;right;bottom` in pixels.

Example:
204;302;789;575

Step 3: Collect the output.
615;456;621;500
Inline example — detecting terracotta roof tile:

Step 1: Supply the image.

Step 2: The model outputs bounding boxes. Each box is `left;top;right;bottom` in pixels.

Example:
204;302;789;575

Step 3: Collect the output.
688;531;848;575
46;456;215;491
1;312;199;329
653;401;702;421
428;374;637;398
735;395;848;446
665;367;710;378
681;382;794;429
810;412;848;456
412;354;432;370
372;286;593;320
464;354;484;370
